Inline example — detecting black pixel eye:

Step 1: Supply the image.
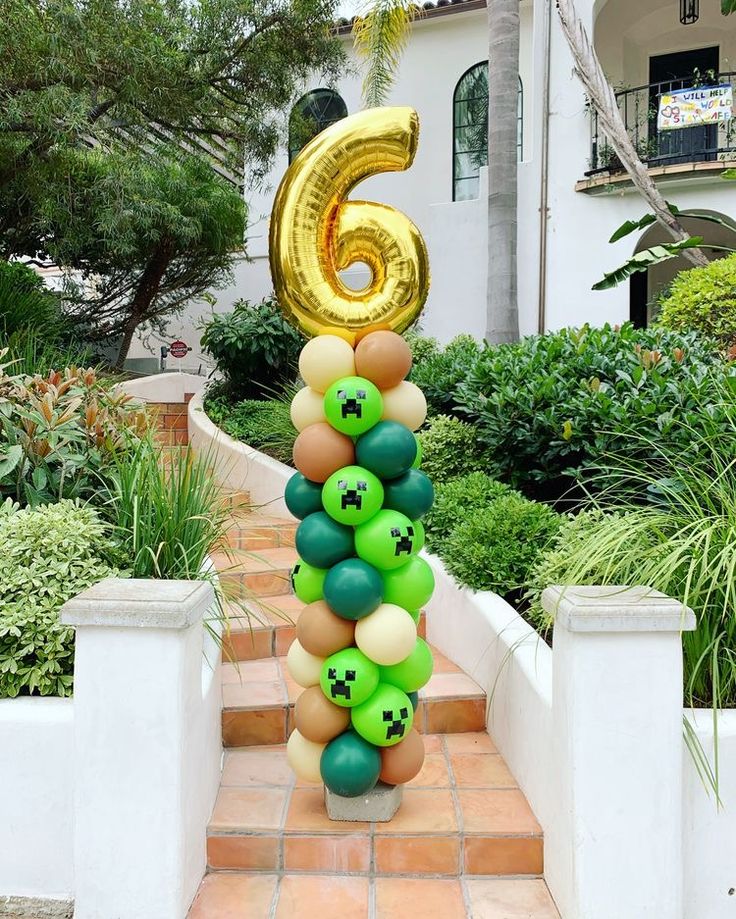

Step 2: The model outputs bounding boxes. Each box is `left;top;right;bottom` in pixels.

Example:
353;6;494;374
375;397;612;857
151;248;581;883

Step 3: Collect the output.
390;527;400;537
337;389;346;399
356;389;367;399
337;480;347;489
407;527;414;536
345;670;356;681
357;481;367;491
382;710;393;721
400;707;408;718
328;668;336;679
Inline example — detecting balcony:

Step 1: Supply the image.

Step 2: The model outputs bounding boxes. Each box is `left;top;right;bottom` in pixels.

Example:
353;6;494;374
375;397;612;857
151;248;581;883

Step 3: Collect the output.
576;72;736;194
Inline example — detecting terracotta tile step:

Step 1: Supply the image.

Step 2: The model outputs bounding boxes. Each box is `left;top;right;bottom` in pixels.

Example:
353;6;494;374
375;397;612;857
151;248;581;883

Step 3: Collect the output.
189;873;559;919
212;547;297;599
218;490;252;512
204;734;544;880
222;596;426;662
225;513;297;550
220;650;486;747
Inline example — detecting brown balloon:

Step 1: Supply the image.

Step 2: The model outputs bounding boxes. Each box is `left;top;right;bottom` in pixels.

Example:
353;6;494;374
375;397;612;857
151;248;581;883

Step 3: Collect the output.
379;728;425;785
355;331;413;390
292;422;355;483
294;685;351;744
297;601;356;658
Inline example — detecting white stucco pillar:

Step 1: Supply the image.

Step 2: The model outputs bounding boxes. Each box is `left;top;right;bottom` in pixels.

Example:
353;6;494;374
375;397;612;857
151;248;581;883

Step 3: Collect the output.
542;585;696;919
61;578;222;919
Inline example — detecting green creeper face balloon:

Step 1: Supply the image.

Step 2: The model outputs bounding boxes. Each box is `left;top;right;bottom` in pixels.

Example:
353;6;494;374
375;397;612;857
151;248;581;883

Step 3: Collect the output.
285;472;324;519
323;376;383;436
355;420;417;480
320;730;381;797
354;509;419;571
379;638;434;693
322;465;384;526
351;683;414;747
320;648;380;707
295;511;355;569
382;556;435;610
411;519;425;553
291;558;327;603
383;469;434;520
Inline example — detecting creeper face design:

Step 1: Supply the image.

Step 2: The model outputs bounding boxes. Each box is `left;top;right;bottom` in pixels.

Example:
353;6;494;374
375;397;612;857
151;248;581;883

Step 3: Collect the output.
338;477;367;511
391;526;414;557
320;648;379;708
327;667;356;701
323;376;383;436
337;387;367;420
383;705;410;741
322;465;384;526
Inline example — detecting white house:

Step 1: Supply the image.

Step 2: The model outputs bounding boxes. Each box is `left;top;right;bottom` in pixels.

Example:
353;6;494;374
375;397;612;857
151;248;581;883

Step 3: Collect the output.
127;0;736;372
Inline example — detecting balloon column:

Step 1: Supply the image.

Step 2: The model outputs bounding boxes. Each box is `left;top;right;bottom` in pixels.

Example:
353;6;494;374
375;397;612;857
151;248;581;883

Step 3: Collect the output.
285;331;436;796
268;106;436;801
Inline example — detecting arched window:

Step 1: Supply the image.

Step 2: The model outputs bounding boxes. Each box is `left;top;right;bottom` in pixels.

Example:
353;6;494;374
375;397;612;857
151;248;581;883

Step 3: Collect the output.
288;89;348;162
452;64;524;201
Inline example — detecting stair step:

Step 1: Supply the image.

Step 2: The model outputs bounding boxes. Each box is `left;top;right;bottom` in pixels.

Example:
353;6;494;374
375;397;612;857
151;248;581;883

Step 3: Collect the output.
219;490;251;513
211;547;297;599
225;512;297;550
223;596;427;662
220;649;486;747
204;732;543;880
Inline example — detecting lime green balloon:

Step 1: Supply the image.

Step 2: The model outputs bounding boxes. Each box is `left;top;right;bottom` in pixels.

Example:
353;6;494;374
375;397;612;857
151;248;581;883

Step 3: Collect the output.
412;519;425;552
411;435;422;469
407;608;421;625
320;647;380;708
379;638;433;693
354;509;418;571
323;376;383;436
322;465;384;526
320;730;381;797
382;556;435;610
352;683;414;747
291;558;327;603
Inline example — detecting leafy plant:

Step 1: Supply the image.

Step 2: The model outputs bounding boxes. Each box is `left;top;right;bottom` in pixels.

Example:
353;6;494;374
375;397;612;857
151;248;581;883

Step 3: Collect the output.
0;357;148;506
0;500;120;698
204;385;297;464
0;261;68;339
441;493;561;595
455;323;724;498
417;414;486;484
201;298;303;400
409;334;482;416
657;253;736;348
4;327;93;378
404;329;439;366
424;472;513;552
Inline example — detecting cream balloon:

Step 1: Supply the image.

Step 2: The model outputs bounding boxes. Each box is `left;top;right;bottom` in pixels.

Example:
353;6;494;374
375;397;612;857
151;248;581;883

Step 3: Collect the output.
381;381;427;431
286;729;326;784
354;603;418;666
286;639;325;688
298;335;356;394
290;385;327;431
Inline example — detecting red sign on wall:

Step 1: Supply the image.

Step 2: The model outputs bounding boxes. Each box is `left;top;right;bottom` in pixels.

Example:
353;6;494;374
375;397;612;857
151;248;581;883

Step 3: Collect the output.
168;340;190;359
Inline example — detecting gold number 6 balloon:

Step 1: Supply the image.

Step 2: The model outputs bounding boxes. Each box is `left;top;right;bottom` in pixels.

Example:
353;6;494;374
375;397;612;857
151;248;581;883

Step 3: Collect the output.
269;106;430;340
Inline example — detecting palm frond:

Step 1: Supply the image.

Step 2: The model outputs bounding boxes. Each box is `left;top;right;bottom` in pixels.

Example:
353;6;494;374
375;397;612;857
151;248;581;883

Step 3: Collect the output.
352;0;416;108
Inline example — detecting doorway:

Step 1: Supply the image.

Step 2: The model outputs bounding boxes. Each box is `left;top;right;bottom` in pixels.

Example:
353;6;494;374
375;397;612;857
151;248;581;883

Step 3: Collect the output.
649;46;719;166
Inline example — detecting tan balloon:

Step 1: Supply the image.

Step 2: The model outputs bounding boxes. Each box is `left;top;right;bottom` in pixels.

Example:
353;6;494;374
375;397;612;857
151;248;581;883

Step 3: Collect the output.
297;600;356;658
294;685;351;744
379;728;425;785
290;386;327;431
298;335;356;394
287;728;326;783
381;381;427;431
355;331;412;390
354;603;417;666
292;423;355;483
286;639;325;688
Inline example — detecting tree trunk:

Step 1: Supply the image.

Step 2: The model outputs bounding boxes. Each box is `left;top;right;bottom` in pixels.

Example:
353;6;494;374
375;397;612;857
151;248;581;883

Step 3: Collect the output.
114;239;175;370
486;0;521;343
555;0;708;268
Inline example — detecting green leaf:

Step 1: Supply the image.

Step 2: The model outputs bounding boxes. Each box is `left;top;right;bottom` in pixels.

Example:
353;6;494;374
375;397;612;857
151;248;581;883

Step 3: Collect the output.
608;203;680;243
722;0;736;14
722;169;736;180
593;238;707;291
0;444;23;479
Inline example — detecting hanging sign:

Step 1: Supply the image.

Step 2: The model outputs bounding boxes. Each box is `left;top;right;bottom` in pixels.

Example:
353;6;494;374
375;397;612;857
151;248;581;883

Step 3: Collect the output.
657;84;733;131
168;339;190;359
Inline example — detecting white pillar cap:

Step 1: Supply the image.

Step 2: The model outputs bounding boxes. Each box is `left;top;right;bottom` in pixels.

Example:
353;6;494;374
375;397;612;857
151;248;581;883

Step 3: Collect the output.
542;585;696;633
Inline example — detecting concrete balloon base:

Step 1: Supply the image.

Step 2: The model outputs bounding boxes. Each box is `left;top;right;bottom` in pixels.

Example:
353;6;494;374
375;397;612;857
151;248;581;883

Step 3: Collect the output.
325;782;402;822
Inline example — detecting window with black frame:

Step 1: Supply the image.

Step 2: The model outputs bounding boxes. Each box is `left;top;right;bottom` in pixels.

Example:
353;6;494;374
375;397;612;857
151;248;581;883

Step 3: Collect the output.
452;63;523;201
288;89;348;162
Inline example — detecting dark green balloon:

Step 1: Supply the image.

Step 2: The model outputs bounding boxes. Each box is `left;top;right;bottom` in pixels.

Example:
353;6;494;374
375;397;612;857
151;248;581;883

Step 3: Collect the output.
295;512;355;569
383;469;434;520
411;435;422;469
323;558;383;620
355;421;417;480
407;690;419;711
320;730;381;797
285;473;324;519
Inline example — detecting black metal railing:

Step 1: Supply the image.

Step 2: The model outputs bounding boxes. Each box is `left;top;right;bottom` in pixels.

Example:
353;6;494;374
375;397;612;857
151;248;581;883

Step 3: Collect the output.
587;72;736;176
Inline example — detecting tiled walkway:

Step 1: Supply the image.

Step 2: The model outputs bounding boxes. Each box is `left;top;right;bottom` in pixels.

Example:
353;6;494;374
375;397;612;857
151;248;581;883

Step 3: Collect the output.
188;504;559;918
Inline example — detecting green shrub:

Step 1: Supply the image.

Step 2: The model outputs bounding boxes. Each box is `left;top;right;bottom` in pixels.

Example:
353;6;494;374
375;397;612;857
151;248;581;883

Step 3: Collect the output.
200;297;303;400
418;414;485;483
204;386;296;464
409;334;482;415
404;329;439;365
658;253;736;347
0;500;120;698
4;327;93;378
424;472;513;552
441;493;561;594
0;261;68;340
455;323;724;496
